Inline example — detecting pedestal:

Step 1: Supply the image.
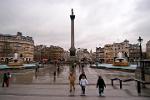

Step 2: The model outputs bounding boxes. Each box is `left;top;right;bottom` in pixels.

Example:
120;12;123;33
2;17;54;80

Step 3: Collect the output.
69;56;76;72
69;47;76;56
70;56;76;62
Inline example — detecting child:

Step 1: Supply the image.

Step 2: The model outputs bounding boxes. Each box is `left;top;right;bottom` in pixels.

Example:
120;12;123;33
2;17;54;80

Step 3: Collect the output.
80;76;88;95
96;76;106;96
79;71;87;82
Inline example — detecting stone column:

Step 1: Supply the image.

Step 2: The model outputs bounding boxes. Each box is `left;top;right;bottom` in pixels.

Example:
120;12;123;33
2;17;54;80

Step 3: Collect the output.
69;9;76;56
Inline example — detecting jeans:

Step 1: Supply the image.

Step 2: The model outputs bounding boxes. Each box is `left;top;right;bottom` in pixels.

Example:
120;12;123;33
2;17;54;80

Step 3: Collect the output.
99;87;104;95
81;86;85;94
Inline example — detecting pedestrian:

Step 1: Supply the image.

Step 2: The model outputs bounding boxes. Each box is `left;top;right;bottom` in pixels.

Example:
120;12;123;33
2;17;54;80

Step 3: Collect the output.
79;71;87;83
2;72;11;87
79;75;88;95
35;66;39;72
53;71;56;82
78;62;81;72
81;63;84;72
74;62;77;68
57;65;60;72
68;72;76;93
96;75;106;96
35;64;39;78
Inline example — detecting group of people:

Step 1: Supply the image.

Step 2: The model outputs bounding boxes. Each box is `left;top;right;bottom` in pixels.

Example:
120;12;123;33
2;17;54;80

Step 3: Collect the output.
2;72;11;87
68;71;106;96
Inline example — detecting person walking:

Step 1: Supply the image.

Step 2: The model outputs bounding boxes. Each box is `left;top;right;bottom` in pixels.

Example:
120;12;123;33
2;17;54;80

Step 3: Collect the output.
96;75;106;96
80;76;88;96
81;63;84;72
7;72;11;87
53;71;56;82
2;72;11;87
68;72;76;93
78;62;81;72
79;71;87;83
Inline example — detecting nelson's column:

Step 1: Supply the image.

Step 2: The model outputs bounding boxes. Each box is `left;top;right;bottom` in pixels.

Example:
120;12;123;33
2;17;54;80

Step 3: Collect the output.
69;9;76;59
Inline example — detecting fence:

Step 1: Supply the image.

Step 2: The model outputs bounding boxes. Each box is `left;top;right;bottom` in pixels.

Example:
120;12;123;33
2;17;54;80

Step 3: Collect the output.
111;78;150;94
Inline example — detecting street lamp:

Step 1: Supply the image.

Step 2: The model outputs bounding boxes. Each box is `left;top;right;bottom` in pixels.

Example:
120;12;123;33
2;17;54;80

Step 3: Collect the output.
138;36;143;60
137;36;145;82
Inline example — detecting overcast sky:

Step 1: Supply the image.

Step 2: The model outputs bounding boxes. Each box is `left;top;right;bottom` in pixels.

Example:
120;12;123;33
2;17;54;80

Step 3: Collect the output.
0;0;150;51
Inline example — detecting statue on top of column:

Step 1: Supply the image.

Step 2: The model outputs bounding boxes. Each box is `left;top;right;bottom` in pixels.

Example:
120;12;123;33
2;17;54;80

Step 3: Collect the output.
71;9;74;15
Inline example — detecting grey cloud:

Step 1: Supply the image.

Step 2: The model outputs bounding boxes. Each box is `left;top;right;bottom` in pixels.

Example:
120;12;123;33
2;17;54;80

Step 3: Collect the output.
136;0;150;12
123;0;150;51
0;0;150;51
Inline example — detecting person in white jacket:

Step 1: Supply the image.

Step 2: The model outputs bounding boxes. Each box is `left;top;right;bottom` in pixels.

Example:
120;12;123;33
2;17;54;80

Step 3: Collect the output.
80;76;88;95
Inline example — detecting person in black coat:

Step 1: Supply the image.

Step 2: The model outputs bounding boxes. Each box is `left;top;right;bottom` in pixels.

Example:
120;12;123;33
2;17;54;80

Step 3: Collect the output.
79;71;87;83
96;75;106;96
2;72;10;87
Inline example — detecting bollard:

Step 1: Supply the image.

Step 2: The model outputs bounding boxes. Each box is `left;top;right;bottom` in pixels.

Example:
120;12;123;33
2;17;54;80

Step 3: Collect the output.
137;81;141;94
120;80;122;89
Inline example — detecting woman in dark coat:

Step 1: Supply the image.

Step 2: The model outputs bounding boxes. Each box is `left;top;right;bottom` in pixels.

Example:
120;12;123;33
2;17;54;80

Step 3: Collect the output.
96;76;106;96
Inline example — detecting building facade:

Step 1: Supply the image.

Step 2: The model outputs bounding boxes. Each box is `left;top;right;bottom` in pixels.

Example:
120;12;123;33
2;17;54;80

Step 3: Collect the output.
34;45;47;61
113;40;129;58
104;44;113;63
129;44;140;63
48;45;64;62
97;40;141;64
76;48;91;63
0;32;34;63
34;45;64;63
96;47;104;63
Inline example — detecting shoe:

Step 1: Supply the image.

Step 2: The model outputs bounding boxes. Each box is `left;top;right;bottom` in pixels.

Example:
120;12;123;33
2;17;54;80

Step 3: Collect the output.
80;94;85;96
70;90;72;93
101;93;104;96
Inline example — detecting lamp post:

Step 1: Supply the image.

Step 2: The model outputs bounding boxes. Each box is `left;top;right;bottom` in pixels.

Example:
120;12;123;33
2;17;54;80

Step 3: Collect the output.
137;36;145;83
138;36;143;60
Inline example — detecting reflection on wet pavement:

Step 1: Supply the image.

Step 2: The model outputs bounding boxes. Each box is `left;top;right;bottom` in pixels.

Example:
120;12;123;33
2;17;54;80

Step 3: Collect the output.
9;64;68;84
0;64;136;85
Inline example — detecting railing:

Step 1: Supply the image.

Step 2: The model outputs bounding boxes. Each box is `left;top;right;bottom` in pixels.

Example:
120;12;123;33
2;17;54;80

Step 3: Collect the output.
111;78;150;94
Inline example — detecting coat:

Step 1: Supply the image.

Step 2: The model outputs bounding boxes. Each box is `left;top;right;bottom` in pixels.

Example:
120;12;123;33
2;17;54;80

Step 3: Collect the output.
96;78;106;88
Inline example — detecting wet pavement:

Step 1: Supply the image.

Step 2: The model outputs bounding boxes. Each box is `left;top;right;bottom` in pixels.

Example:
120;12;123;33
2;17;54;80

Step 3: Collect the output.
0;64;150;100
